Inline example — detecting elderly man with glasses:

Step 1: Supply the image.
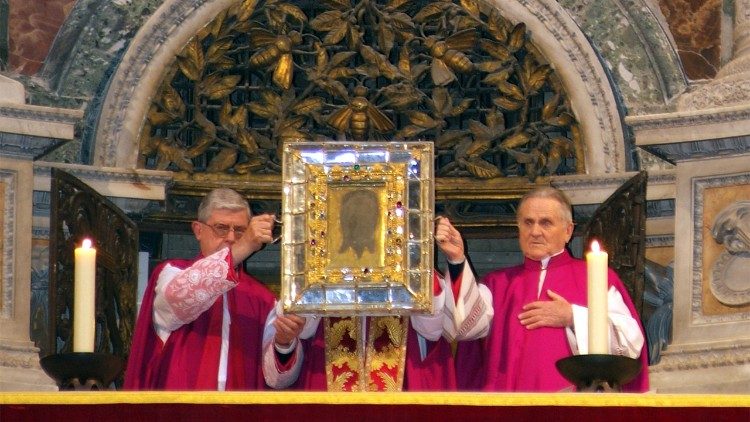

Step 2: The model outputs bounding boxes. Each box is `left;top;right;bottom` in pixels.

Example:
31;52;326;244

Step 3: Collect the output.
125;188;295;390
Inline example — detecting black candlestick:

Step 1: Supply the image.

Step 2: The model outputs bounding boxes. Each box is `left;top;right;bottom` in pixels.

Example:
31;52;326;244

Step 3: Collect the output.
555;354;641;392
40;352;123;391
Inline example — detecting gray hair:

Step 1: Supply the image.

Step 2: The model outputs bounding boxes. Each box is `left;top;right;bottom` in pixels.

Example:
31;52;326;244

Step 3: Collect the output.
197;188;251;222
518;186;573;223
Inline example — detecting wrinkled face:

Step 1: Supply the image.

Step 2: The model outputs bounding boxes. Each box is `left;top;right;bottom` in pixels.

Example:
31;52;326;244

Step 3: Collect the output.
517;197;574;261
192;209;250;257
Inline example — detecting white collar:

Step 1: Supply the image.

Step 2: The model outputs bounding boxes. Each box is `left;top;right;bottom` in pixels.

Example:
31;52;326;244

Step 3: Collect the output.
540;249;565;269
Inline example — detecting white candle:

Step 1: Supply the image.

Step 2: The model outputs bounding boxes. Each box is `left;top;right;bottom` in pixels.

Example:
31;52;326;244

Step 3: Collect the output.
74;238;97;352
586;240;608;354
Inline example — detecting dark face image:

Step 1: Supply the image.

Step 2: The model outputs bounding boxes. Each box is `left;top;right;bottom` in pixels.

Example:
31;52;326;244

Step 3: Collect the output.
338;189;380;258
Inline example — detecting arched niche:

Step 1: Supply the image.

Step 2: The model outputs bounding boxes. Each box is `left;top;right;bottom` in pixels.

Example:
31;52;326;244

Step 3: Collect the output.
94;0;238;168
93;0;669;175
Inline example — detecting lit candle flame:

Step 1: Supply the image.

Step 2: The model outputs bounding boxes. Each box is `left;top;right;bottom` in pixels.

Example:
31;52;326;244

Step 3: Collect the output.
586;238;608;354
74;237;96;352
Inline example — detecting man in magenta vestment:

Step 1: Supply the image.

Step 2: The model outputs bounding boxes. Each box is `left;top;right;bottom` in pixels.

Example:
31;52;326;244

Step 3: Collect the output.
125;188;297;390
262;218;468;391
448;187;649;392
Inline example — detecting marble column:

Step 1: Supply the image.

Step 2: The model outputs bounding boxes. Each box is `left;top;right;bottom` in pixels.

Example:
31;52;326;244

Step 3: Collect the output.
0;75;82;390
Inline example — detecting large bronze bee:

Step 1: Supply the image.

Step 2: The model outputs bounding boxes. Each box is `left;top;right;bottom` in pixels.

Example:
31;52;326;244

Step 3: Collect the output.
328;85;395;140
249;29;302;90
424;29;476;86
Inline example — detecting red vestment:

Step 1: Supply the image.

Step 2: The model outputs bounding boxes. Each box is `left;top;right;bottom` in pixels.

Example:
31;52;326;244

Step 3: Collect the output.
456;250;649;392
124;257;275;390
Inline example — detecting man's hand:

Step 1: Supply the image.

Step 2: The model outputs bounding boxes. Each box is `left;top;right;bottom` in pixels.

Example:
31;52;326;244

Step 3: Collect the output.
435;217;465;263
518;290;573;329
273;314;306;348
232;214;275;263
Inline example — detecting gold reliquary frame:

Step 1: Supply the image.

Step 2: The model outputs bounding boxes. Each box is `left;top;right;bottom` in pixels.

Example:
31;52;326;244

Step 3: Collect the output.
280;141;434;316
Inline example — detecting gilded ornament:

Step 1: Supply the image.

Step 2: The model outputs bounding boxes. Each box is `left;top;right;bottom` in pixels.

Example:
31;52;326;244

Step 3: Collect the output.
327;85;395;140
423;29;477;86
139;0;583;184
249;29;303;90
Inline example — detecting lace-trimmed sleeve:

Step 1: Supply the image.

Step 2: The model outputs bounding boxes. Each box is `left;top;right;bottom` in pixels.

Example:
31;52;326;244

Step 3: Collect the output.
443;261;493;342
152;248;237;340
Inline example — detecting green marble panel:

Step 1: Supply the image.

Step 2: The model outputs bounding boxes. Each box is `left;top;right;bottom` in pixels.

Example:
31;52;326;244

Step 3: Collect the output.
558;0;687;113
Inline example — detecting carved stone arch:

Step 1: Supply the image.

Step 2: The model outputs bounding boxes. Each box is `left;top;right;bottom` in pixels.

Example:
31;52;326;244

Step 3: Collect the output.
560;0;687;113
94;0;651;174
483;0;626;173
94;0;237;168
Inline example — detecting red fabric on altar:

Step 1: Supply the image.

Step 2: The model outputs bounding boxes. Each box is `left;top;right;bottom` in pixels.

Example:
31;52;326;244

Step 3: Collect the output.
3;402;747;422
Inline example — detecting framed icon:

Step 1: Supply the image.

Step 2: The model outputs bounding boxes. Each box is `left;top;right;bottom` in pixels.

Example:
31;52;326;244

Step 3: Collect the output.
280;141;434;315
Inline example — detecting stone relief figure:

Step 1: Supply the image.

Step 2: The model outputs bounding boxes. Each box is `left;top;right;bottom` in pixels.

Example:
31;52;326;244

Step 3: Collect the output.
712;201;750;254
710;201;750;306
643;260;674;365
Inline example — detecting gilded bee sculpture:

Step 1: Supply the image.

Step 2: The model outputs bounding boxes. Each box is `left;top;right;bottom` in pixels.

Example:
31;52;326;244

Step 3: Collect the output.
249;29;303;90
423;29;476;86
327;85;395;140
142;0;581;181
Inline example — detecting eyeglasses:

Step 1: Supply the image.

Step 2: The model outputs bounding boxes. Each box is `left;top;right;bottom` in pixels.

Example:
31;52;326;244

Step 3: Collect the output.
199;221;247;239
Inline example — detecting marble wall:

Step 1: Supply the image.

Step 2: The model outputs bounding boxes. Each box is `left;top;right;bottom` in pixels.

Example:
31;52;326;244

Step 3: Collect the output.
658;0;723;79
0;0;720;108
7;0;76;74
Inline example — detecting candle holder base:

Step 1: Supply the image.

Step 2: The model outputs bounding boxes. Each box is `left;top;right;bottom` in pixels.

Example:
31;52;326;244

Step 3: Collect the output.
555;354;641;392
40;352;123;391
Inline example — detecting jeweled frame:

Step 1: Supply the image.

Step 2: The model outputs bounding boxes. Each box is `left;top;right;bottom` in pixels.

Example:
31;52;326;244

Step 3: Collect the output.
280;141;434;316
